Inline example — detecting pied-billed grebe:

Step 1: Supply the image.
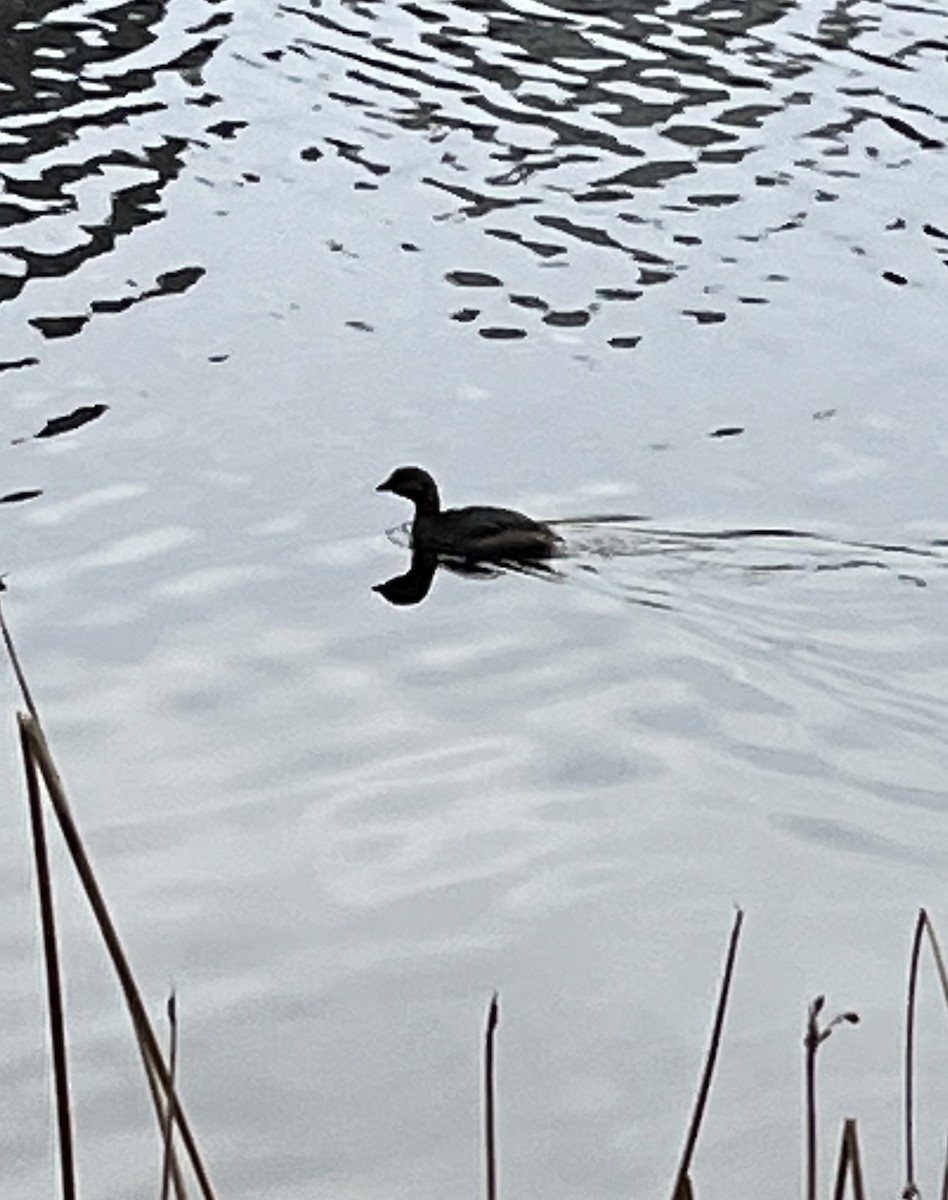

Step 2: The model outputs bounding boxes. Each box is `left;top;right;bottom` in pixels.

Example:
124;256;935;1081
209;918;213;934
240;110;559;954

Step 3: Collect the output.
376;466;562;562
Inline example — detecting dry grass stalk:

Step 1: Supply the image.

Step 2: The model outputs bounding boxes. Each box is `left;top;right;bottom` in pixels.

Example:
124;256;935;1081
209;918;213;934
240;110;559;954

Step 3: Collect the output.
805;998;859;1200
484;992;500;1200
904;910;926;1198
669;906;744;1200
903;909;948;1199
159;991;182;1200
831;1118;865;1200
20;721;77;1200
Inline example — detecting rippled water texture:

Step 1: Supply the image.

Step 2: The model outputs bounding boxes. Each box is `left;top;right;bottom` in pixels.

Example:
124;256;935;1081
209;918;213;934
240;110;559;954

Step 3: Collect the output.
1;1;948;1197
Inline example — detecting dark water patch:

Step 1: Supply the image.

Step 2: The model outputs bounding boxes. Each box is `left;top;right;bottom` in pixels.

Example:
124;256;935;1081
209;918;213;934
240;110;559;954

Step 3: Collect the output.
485;228;565;258
663;124;740;149
509;294;548;311
708;427;744;439
638;268;676;286
0;357;39;373
534;214;624;251
51;265;208;326
717;104;783;128
29;314;89;338
426;177;534;217
156;266;206;296
187;10;235;37
445;270;503;287
90;296;139;316
478;326;527;340
33;403;108;440
325;137;391;176
206;119;248;140
0;489;42;504
688;193;741;208
187;91;223;108
450;308;479;322
542;309;589;328
683;309;726;324
877;112;944;149
596;288;642;301
608;336;641;349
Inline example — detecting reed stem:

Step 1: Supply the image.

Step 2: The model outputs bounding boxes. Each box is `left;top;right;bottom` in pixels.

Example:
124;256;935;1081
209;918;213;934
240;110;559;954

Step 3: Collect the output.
671;907;744;1199
21;724;76;1200
484;992;500;1200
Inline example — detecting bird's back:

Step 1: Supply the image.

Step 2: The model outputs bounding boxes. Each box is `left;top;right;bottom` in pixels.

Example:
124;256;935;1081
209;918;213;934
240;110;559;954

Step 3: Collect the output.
414;504;560;561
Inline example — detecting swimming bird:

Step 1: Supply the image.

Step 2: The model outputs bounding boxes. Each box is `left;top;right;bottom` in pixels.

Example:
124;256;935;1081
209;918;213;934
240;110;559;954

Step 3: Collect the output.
376;466;562;562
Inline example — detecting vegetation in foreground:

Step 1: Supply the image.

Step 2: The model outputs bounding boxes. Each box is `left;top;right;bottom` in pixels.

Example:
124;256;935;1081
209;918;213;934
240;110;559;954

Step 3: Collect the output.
1;594;946;1200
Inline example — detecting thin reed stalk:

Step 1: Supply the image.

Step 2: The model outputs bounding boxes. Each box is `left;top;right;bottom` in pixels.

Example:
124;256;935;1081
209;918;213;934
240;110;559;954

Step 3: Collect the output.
140;1023;187;1200
903;910;926;1198
903;910;948;1199
805;997;821;1200
805;998;859;1200
669;907;744;1200
831;1118;865;1200
484;992;500;1200
160;991;180;1200
20;722;76;1200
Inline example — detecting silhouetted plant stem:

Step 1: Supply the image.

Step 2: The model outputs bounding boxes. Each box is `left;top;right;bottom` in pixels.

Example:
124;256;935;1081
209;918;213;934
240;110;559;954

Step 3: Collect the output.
484;992;500;1200
670;906;744;1200
832;1118;865;1200
805;997;860;1200
805;997;821;1200
904;910;925;1198
903;909;948;1200
20;724;76;1200
160;991;179;1200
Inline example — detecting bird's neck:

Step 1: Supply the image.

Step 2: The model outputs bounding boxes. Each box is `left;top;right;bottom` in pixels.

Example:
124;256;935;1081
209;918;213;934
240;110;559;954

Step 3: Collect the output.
413;488;441;517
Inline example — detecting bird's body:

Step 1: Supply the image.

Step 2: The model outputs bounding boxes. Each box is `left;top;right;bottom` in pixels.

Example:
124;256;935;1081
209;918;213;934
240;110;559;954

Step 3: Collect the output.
376;466;561;562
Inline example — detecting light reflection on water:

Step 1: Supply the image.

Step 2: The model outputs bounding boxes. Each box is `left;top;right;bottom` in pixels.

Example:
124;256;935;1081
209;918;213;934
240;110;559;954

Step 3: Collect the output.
1;0;948;1197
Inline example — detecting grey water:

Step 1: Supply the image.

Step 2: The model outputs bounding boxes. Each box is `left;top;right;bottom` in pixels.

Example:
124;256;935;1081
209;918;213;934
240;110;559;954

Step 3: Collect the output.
1;0;948;1196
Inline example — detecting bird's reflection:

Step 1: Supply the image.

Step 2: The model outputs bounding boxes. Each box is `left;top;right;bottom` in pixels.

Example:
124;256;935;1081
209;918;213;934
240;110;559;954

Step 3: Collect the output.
373;548;517;606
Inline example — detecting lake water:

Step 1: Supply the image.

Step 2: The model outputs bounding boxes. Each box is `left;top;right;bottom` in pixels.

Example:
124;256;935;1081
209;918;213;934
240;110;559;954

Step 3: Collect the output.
1;0;948;1196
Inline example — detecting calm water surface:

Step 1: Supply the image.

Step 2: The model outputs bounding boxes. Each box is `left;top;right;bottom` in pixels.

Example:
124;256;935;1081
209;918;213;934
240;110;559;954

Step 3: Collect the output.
1;0;948;1196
